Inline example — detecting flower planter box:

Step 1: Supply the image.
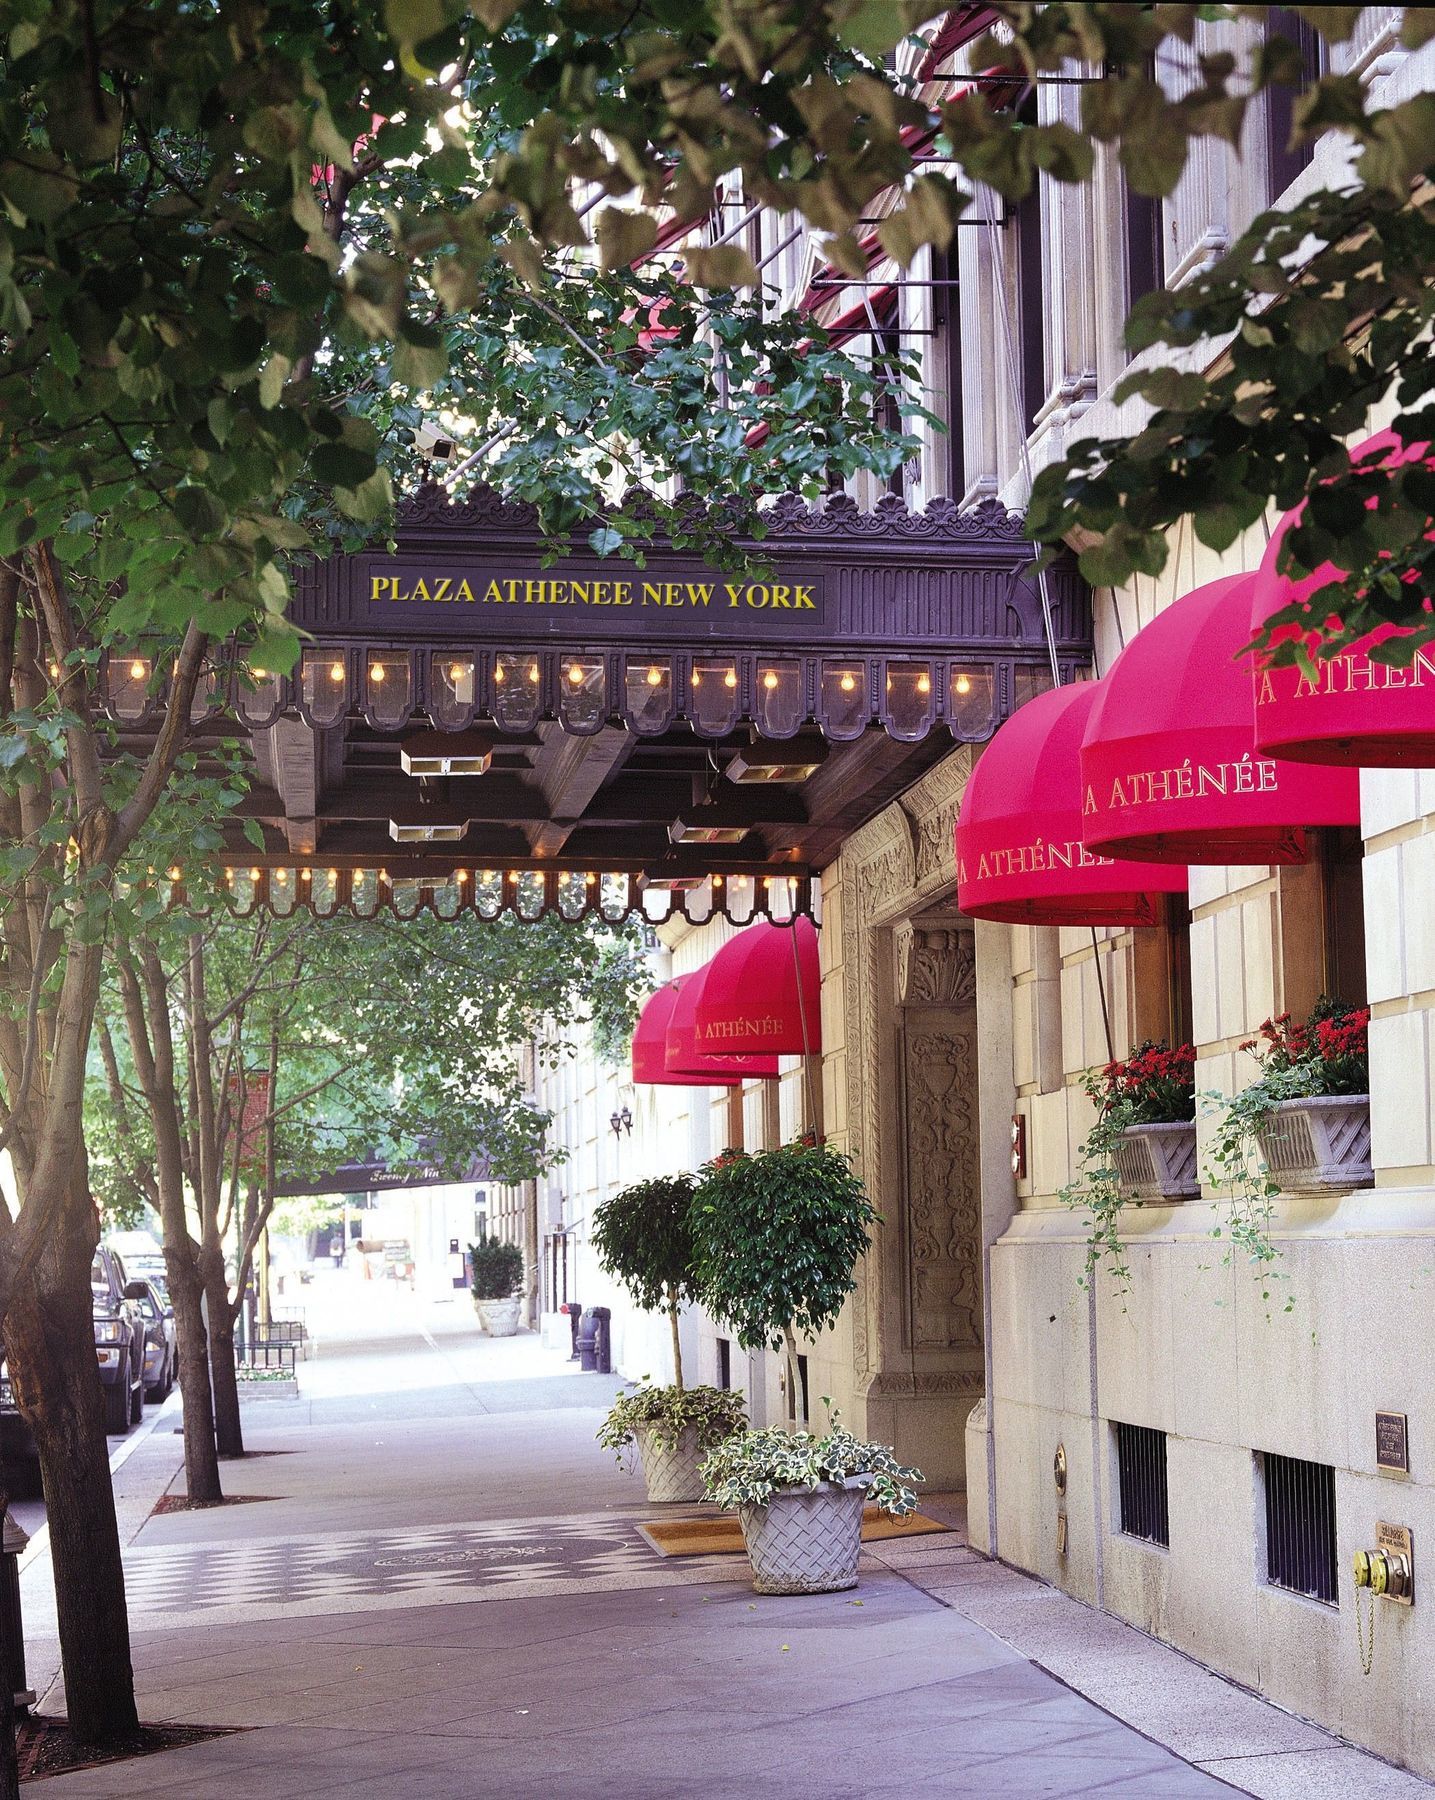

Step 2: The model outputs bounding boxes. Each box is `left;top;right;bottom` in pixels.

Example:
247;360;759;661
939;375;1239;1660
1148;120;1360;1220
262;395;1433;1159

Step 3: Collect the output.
1254;1093;1373;1194
473;1295;522;1336
1111;1121;1199;1202
737;1476;871;1595
634;1423;706;1504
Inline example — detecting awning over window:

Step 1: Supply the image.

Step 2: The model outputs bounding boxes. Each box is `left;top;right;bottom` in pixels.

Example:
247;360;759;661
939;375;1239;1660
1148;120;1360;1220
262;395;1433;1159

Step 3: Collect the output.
1252;429;1435;767
692;918;822;1057
1081;574;1361;865
955;682;1186;926
666;966;781;1082
631;978;757;1087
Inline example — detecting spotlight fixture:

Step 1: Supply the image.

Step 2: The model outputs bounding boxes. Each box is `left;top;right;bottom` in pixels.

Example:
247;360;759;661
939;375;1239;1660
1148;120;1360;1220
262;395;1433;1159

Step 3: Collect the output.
388;820;469;844
399;730;494;777
669;804;751;847
640;871;708;892
725;735;828;784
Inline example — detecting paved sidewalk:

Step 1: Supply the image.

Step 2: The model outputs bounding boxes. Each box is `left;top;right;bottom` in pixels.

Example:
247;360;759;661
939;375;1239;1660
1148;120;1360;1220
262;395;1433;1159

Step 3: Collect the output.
19;1278;1430;1797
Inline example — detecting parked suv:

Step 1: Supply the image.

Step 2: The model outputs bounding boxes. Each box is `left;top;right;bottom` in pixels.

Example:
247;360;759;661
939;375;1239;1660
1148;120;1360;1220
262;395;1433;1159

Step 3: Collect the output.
92;1245;147;1435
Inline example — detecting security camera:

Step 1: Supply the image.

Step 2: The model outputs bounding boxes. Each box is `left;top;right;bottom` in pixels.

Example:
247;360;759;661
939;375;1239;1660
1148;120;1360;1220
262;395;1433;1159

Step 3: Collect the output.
415;422;458;463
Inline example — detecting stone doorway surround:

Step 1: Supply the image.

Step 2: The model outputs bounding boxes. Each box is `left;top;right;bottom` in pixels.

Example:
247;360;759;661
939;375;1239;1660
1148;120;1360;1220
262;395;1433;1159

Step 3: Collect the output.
827;746;985;1487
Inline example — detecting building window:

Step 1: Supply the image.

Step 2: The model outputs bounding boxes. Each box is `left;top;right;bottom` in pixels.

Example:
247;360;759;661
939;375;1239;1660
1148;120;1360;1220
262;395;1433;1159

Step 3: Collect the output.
933;242;965;499
1012;93;1046;436
1114;1422;1170;1547
797;1353;810;1423
716;1337;731;1391
1317;826;1366;1009
1262;1451;1338;1605
1266;8;1327;199
1124;186;1163;310
1132;897;1194;1051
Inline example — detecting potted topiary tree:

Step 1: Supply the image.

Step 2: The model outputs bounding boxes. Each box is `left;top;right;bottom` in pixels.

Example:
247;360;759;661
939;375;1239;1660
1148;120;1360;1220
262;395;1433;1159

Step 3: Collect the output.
591;1172;745;1500
689;1139;918;1593
469;1237;524;1336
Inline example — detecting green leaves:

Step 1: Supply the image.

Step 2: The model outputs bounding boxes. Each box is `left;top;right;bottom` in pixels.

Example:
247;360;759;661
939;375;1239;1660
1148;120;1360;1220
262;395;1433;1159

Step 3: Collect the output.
592;1174;700;1314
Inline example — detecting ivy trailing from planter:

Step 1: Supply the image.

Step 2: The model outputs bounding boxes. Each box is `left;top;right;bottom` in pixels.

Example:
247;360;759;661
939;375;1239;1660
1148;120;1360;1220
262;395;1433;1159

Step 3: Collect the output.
597;1383;748;1468
1060;1042;1195;1299
1203;999;1370;1312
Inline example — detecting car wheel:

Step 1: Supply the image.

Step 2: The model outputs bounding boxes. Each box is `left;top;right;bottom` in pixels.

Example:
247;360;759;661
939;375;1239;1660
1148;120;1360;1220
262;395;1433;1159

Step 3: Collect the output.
103;1370;130;1435
129;1362;144;1425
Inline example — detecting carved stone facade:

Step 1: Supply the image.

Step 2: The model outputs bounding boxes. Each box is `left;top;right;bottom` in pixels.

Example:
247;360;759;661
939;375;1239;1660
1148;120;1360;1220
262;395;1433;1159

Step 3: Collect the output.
832;749;985;1484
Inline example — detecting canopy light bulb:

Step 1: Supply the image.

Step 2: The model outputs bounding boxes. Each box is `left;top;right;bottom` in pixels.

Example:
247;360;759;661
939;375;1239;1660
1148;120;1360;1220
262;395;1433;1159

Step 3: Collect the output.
712;874;724;888
527;664;539;684
167;866;182;881
276;869;288;882
327;868;338;881
129;659;147;680
762;671;778;691
723;670;737;690
252;667;267;680
301;868;312;881
494;665;506;685
455;869;469;883
955;673;972;695
48;662;59;679
370;663;386;684
329;661;344;683
840;673;856;694
249;867;261;881
568;665;585;687
507;869;519;882
917;673;931;695
448;662;468;684
584;871;595;885
646;666;662;688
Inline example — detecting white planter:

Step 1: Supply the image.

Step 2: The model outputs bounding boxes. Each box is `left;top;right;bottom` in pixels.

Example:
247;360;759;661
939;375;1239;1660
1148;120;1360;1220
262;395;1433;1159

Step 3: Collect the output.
634;1424;706;1503
473;1295;521;1336
1111;1121;1199;1201
1255;1093;1373;1194
738;1476;871;1595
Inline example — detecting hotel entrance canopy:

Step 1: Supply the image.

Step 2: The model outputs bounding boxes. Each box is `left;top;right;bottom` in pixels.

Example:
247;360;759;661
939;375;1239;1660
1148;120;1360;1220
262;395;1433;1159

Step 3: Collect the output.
161;485;1088;922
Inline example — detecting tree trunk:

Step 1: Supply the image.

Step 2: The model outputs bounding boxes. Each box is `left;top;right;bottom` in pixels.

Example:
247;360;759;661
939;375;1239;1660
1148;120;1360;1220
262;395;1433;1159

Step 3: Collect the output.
202;1252;243;1459
7;1189;138;1745
0;1473;18;1800
667;1287;683;1391
782;1326;805;1428
165;1246;221;1504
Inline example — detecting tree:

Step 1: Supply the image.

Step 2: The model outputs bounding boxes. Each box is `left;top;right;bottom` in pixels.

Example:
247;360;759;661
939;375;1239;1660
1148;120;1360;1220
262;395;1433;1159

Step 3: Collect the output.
591;1173;700;1388
690;1142;876;1423
91;890;641;1489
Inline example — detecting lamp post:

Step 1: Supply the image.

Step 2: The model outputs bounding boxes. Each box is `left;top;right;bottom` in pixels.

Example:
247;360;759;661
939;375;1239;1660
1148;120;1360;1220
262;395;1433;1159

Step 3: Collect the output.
609;1106;632;1138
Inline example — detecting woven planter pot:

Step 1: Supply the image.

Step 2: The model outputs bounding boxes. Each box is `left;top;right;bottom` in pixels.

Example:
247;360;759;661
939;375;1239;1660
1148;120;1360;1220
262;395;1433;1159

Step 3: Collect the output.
1255;1093;1373;1194
738;1476;871;1595
473;1295;521;1336
1111;1121;1199;1202
634;1424;706;1504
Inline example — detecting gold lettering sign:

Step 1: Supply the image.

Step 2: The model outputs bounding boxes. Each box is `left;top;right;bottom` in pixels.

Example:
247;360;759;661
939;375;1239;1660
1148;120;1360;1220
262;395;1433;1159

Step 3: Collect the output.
368;571;819;614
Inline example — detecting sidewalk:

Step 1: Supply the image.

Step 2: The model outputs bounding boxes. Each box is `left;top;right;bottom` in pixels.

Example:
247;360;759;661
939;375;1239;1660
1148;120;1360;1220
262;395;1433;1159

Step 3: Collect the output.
20;1282;1431;1797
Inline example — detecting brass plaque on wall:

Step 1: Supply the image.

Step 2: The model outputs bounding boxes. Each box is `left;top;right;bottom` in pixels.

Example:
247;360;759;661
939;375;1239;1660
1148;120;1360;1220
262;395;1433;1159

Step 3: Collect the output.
1376;1411;1409;1474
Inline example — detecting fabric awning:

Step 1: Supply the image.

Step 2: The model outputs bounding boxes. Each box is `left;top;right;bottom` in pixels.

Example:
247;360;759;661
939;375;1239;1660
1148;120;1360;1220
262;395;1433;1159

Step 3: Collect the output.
691;918;822;1057
631;977;772;1087
955;682;1186;926
1081;574;1361;865
1252;429;1435;767
665;968;780;1083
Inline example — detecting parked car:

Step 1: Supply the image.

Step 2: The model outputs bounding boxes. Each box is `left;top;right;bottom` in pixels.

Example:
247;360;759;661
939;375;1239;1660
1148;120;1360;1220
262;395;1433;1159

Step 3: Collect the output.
92;1245;148;1435
135;1280;176;1402
0;1350;37;1483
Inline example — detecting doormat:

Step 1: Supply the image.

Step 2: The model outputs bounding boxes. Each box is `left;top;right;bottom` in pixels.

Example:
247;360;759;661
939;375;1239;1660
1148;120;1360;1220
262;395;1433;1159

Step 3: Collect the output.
16;1718;236;1782
638;1507;949;1558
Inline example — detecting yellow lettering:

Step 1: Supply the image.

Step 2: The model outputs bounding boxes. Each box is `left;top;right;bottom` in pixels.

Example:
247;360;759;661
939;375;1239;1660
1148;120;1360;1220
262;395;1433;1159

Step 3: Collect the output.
686;583;713;606
592;582;610;605
412;578;431;602
641;583;663;606
769;584;791;608
794;584;816;609
456;579;474;602
614;582;633;605
483;580;504;603
726;583;743;607
570;581;590;604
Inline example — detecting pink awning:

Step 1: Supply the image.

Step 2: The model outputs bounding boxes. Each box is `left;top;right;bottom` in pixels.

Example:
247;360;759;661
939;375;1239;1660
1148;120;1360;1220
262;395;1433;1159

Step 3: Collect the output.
691;919;821;1057
631;977;773;1087
1081;574;1361;865
956;683;1186;926
1252;429;1435;767
666;968;780;1083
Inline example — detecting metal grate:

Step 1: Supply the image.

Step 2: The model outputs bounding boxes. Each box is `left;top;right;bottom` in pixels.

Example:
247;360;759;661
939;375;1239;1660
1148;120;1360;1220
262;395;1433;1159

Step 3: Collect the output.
716;1337;731;1391
797;1354;810;1423
1263;1452;1338;1604
1115;1422;1170;1547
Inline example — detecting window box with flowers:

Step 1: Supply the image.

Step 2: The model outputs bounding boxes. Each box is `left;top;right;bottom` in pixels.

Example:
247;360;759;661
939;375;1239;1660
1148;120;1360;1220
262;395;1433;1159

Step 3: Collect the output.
1222;1002;1373;1197
1061;1041;1197;1294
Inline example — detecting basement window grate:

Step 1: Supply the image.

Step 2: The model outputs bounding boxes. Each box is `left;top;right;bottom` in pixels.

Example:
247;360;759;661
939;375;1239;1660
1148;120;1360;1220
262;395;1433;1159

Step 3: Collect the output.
1114;1422;1169;1547
797;1354;810;1423
716;1337;731;1391
1263;1452;1338;1605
